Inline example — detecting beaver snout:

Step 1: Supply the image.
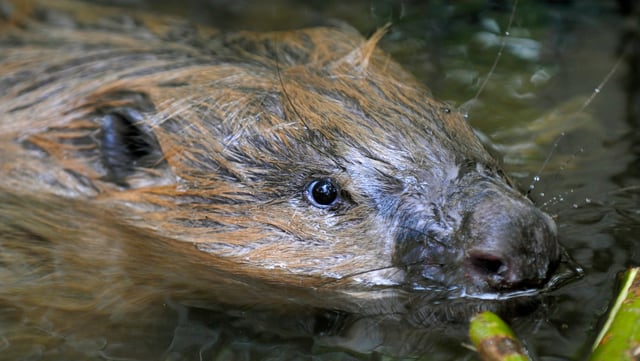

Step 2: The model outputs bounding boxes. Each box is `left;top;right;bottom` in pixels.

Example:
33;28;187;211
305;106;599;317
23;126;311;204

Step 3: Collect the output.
464;212;560;292
459;186;561;294
395;178;561;297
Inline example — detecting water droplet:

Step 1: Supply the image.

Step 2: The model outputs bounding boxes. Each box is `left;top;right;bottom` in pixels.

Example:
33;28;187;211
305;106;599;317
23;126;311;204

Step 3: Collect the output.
585;198;592;204
529;184;535;190
559;197;564;202
533;175;540;182
560;131;566;136
572;204;579;209
463;112;469;120
594;88;601;93
504;31;510;36
539;192;545;197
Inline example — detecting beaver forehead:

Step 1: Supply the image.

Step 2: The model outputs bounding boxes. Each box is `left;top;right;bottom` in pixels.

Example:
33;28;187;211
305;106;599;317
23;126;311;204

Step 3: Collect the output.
0;1;494;201
164;65;493;182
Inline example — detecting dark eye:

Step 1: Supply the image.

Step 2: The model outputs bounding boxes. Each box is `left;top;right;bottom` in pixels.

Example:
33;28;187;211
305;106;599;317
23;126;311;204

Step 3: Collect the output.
306;178;340;208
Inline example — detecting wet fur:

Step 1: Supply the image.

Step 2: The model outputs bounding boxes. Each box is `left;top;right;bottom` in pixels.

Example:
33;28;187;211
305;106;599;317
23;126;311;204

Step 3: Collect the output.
0;1;559;354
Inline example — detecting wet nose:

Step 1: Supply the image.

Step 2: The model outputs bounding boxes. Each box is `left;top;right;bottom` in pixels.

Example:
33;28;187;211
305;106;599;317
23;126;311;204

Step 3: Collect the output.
467;248;557;290
463;200;561;292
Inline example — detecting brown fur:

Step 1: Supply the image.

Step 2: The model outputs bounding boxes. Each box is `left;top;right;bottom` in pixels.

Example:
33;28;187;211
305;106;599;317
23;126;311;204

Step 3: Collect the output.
0;0;561;353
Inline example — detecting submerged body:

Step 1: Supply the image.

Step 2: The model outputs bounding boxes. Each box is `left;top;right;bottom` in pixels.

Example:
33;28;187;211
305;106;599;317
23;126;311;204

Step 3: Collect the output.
1;0;563;357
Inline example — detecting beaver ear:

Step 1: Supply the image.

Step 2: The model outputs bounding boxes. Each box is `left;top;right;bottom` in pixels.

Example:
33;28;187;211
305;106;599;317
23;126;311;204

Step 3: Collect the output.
99;108;166;187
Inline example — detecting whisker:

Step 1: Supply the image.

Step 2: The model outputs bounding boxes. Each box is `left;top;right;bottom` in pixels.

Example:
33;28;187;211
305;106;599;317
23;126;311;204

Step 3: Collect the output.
317;259;445;289
316;264;403;288
466;0;519;115
579;42;629;113
528;42;633;201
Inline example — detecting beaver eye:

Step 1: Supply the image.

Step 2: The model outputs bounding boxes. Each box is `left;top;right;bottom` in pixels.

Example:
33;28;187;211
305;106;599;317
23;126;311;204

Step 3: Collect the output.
306;178;340;208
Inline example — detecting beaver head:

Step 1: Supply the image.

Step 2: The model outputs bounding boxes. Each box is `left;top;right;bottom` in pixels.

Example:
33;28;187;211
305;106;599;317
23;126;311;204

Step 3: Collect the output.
0;1;562;324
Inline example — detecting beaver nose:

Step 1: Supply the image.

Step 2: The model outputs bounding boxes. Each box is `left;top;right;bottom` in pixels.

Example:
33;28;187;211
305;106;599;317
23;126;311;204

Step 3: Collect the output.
467;248;557;291
466;207;560;291
460;192;561;292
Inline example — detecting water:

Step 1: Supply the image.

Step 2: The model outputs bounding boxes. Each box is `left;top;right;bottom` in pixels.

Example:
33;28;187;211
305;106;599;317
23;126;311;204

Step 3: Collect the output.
389;2;640;359
8;0;640;360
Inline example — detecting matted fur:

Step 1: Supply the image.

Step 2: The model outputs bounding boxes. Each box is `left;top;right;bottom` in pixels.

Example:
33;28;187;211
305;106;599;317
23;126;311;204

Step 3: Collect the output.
0;0;560;335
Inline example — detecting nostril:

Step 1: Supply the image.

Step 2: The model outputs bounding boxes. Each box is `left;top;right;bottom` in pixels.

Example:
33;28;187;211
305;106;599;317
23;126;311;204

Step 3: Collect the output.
467;251;525;290
470;252;506;276
467;250;553;291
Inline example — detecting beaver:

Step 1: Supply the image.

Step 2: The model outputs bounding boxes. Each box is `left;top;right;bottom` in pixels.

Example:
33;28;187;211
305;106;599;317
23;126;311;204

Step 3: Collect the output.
0;0;564;356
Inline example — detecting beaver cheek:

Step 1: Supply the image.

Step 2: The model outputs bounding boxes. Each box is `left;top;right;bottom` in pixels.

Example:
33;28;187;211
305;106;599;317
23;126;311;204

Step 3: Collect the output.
393;229;462;290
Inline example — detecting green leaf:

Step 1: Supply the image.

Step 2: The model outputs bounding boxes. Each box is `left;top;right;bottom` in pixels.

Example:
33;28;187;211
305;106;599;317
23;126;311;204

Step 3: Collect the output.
590;267;640;361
